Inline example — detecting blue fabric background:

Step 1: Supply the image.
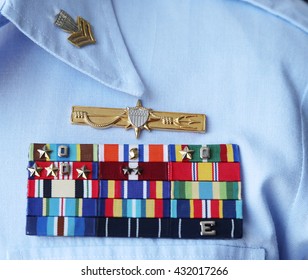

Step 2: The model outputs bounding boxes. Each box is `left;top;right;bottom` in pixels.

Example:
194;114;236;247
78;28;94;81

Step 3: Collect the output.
0;0;307;259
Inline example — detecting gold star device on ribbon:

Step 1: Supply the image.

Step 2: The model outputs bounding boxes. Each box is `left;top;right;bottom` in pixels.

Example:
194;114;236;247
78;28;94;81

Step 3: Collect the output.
54;10;96;48
179;146;195;160
27;163;42;177
71;100;206;138
76;165;91;179
37;145;52;159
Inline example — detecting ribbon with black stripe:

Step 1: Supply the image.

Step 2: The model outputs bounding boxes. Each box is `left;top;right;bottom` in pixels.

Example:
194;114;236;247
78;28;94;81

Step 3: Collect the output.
26;216;242;239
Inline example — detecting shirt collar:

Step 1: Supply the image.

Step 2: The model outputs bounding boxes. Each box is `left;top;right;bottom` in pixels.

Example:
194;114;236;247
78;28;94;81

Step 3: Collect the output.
0;0;145;97
1;0;308;98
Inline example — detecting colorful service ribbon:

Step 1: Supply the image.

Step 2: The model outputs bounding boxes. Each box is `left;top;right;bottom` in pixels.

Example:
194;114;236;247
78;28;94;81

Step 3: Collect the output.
26;143;243;239
27;180;241;200
26;217;242;238
27;198;242;219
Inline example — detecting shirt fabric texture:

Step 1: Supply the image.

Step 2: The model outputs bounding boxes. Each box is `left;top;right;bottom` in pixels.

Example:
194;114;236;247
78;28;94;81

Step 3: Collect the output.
0;0;308;260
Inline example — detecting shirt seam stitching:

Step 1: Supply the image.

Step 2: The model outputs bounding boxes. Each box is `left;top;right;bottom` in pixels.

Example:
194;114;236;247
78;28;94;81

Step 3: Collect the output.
0;0;6;11
15;244;266;259
103;1;127;84
290;83;308;211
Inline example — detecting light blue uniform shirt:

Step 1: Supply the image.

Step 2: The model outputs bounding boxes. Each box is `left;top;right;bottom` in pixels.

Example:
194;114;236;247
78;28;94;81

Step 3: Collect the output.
0;0;308;260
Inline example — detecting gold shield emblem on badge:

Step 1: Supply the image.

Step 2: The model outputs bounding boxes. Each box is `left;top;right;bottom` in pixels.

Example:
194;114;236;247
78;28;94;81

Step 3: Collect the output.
128;107;150;128
127;102;150;138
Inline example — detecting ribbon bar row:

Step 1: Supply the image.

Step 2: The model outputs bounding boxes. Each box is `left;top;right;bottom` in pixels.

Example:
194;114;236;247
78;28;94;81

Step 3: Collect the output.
27;198;243;219
28;180;241;200
28;161;241;181
26;217;243;239
29;144;240;163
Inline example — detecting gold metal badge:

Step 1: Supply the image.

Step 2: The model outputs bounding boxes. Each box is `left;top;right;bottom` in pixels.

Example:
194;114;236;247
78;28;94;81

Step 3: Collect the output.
45;163;59;177
37;145;52;159
179;146;194;160
129;148;139;160
76;165;91;179
27;163;43;177
71;100;206;138
55;10;96;48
